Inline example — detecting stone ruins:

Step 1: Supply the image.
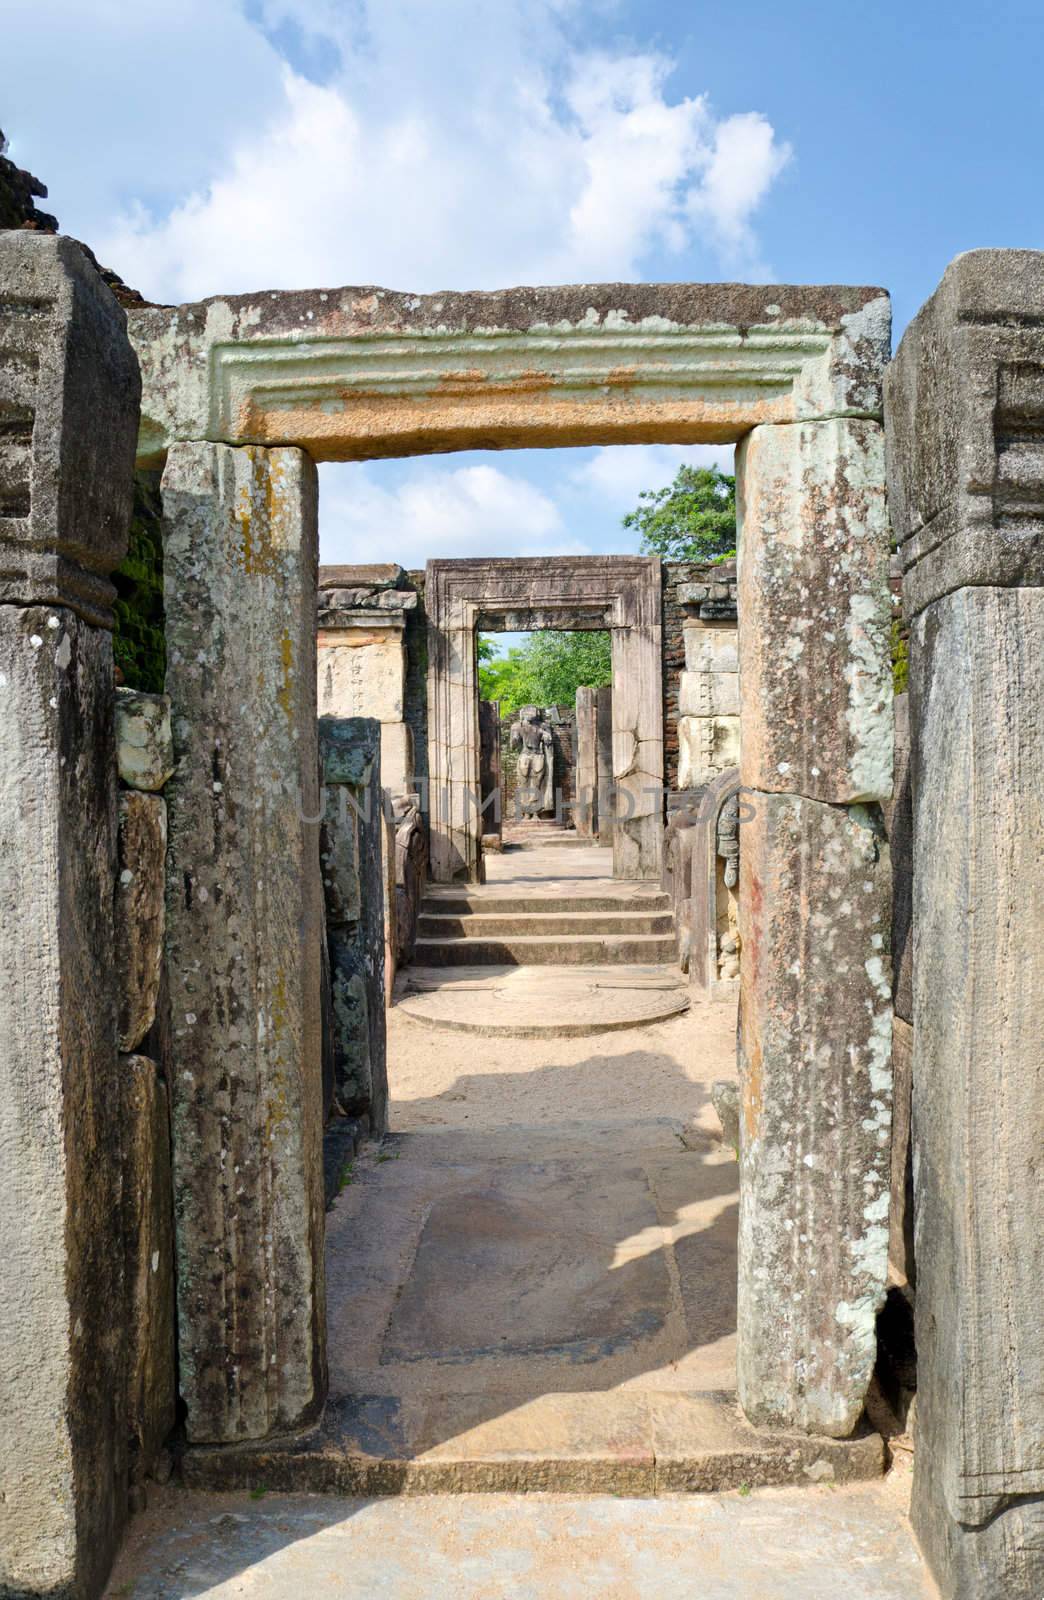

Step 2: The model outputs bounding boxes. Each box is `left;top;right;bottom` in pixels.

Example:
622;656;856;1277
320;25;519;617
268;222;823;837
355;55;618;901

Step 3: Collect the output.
0;207;1040;1600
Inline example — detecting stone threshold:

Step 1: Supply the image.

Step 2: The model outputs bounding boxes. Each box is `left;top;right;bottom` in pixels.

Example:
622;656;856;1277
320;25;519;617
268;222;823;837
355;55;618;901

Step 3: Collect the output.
180;1390;884;1497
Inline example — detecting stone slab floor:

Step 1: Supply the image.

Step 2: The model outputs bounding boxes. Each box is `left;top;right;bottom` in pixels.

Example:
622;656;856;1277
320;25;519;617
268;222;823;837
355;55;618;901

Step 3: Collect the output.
107;1480;936;1598
328;915;743;1425
123;844;934;1591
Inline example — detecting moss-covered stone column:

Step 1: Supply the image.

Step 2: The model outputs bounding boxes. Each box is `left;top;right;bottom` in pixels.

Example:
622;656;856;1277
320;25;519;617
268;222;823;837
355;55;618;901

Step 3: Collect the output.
160;441;326;1443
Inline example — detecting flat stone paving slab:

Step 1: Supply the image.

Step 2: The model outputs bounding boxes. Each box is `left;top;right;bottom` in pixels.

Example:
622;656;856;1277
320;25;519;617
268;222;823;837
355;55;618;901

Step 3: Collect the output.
382;1158;671;1363
479;844;633;888
397;964;690;1036
180;1004;882;1499
106;1482;936;1599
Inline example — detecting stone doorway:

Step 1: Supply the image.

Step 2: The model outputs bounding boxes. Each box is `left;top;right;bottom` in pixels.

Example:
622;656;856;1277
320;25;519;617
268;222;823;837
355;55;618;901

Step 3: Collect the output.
130;277;894;1458
426;554;661;883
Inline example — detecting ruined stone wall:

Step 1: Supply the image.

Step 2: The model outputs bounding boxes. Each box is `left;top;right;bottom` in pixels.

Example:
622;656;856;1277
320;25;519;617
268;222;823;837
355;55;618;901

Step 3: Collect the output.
662;559;738;793
317;562;418;796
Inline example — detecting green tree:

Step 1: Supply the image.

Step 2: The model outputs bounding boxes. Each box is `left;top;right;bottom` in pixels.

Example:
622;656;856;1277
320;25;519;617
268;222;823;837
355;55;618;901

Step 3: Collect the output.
478;631;611;715
623;464;736;562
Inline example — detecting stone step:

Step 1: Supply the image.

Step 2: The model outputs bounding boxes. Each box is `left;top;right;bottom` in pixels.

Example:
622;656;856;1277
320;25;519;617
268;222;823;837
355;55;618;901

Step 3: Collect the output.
398;965;690;1037
422;892;672;916
413;932;678;966
418;911;675;938
503;836;596;850
180;1390;885;1497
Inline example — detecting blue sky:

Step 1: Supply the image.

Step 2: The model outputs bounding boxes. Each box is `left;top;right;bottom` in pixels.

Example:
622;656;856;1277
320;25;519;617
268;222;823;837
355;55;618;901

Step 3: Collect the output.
4;0;1043;589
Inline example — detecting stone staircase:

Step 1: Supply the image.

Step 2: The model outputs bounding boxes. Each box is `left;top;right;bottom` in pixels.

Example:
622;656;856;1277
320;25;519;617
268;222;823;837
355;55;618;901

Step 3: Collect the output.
415;886;677;966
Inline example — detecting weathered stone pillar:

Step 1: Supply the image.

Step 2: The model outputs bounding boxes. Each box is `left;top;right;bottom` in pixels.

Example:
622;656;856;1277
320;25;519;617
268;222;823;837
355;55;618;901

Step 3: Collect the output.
609;560;663;880
0;235;139;1599
736;415;894;1436
595;683;614;848
319;716;389;1135
160;441;326;1444
886;251;1044;1599
478;697;503;849
574;685;598;837
428;610;482;882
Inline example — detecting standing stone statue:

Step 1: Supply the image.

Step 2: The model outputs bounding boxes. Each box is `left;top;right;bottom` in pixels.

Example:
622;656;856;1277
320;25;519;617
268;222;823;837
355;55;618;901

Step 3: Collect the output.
509;704;555;816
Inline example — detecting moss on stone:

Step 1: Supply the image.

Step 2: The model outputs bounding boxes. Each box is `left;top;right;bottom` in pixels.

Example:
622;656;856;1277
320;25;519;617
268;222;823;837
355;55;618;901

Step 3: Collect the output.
113;471;166;694
891;619;909;697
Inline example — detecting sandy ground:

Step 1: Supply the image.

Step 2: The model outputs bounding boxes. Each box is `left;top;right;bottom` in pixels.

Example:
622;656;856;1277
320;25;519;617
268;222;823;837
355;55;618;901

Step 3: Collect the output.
388;994;738;1138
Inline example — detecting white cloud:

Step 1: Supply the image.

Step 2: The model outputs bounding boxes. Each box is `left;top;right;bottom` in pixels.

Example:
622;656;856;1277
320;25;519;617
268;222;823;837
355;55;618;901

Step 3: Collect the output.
29;0;794;303
318;460;586;569
570;444;735;512
3;0;787;568
687;111;792;268
318;441;739;567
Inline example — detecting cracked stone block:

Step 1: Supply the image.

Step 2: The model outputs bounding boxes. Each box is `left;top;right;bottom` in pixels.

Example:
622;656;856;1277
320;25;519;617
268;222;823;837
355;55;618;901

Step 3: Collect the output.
115;687;174;791
737;789;892;1438
116;790;167;1051
737;419;893;805
120;1054;176;1483
160;440;326;1445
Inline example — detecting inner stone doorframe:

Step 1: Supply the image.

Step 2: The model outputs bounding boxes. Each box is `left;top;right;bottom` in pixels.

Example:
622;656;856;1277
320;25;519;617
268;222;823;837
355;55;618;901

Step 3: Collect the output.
425;554;663;884
127;278;895;1449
